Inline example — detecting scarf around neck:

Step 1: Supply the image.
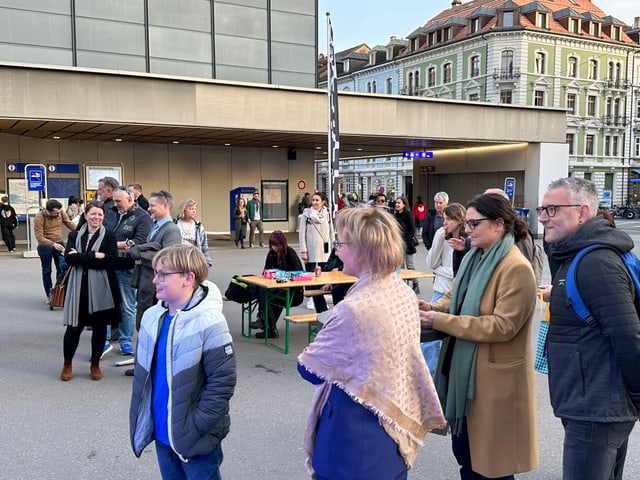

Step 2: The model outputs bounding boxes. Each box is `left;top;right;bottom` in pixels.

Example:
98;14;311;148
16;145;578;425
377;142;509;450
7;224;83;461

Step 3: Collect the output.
299;273;445;473
62;224;114;327
304;206;328;224
438;233;514;435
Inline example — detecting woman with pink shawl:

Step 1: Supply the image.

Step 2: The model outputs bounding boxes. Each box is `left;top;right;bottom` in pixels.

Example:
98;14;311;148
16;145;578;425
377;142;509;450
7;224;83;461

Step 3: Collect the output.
298;206;445;479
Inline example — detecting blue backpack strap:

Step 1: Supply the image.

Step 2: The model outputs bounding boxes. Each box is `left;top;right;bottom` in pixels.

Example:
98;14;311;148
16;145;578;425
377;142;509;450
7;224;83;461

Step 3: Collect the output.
565;244;604;327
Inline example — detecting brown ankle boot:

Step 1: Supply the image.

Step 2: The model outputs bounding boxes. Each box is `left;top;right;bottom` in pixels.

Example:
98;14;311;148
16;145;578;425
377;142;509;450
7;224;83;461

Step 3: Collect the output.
60;360;72;381
90;360;102;381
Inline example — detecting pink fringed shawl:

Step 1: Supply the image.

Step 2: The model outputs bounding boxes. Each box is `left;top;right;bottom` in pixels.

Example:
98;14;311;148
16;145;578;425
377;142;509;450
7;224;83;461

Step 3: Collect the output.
298;273;446;474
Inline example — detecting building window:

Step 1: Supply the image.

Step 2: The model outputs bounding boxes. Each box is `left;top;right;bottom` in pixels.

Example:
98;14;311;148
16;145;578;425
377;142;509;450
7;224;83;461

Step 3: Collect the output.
372;80;377;93
428;67;436;87
443;63;452;84
616;63;622;81
470;55;480;77
468;93;480;101
585;135;594;155
566;133;575;155
414;71;420;93
614;98;621;118
386;77;393;94
503;11;514;27
536;12;547;28
584;172;592;180
587;95;596;116
534;90;545;106
470;17;480;34
608;61;615;81
367;82;372;93
570;18;580;34
613;136;619;156
535;52;546;75
500;90;513;104
407;72;413;94
567;93;576;114
604;135;611;156
501;50;514;76
443;27;451;41
567;57;577;78
635;137;640;157
588;59;598;80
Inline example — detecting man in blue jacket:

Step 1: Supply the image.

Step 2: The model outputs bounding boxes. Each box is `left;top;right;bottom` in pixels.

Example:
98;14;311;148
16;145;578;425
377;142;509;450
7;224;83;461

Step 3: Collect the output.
539;177;640;480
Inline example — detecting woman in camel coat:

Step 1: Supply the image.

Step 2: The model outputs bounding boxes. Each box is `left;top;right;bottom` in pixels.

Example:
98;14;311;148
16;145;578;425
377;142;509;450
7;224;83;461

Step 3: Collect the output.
420;193;538;479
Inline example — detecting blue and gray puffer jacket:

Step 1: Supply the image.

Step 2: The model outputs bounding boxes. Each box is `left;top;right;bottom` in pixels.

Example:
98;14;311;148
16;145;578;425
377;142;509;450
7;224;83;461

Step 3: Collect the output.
129;281;236;460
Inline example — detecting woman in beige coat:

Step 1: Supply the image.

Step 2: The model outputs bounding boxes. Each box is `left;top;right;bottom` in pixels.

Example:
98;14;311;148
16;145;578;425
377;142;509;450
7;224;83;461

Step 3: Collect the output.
419;193;538;479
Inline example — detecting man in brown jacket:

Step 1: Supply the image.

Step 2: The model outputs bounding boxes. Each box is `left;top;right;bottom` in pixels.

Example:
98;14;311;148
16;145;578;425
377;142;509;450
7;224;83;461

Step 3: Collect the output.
34;199;76;304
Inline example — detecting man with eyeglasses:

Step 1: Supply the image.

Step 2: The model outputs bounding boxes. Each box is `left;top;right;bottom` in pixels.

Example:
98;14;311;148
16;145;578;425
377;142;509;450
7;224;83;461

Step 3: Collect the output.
126;190;181;375
112;187;153;356
539;177;640;480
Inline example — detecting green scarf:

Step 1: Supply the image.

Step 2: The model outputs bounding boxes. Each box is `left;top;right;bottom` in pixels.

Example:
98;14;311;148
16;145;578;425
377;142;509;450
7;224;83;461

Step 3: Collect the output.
437;233;514;435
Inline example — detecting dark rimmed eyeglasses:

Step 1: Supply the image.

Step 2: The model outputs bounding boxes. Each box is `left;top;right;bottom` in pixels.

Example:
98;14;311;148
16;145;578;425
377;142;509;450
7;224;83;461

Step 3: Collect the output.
153;271;184;282
464;218;490;230
333;240;351;249
535;205;581;217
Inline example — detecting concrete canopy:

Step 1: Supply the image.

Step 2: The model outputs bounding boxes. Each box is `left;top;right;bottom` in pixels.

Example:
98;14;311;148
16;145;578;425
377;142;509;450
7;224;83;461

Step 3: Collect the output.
0;64;567;158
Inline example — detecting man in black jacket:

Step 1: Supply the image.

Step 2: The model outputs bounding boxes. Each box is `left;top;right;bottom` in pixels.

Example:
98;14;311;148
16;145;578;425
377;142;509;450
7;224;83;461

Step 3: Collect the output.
539;177;640;480
421;191;448;250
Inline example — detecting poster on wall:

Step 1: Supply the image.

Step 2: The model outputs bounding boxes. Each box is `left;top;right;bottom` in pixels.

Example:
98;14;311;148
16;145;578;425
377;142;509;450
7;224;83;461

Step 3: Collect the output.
8;178;41;217
261;180;288;221
85;165;122;190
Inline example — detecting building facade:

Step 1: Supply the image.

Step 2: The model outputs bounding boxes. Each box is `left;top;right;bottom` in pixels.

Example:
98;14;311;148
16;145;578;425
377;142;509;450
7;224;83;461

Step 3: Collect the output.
326;0;640;207
0;0;317;87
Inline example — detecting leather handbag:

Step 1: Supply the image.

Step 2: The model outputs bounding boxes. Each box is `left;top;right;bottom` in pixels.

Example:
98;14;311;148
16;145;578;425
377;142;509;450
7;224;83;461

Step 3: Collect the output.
51;269;71;309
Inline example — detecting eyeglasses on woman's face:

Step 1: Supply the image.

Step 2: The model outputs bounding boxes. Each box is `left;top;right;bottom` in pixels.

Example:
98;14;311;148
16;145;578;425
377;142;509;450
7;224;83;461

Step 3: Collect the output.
463;218;491;230
153;271;184;282
333;240;351;249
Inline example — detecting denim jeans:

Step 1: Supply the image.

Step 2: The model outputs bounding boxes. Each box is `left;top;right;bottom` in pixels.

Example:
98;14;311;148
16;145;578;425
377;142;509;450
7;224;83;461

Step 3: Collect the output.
562;419;635;480
37;244;66;296
155;441;223;480
116;269;137;349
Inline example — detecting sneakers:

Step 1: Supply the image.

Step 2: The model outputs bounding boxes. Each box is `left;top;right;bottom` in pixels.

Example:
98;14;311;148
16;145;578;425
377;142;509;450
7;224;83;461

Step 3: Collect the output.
306;298;315;310
120;344;134;356
255;329;279;339
101;342;114;359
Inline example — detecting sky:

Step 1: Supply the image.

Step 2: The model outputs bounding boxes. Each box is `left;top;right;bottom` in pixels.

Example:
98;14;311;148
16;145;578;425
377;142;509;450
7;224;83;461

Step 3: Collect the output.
318;0;638;54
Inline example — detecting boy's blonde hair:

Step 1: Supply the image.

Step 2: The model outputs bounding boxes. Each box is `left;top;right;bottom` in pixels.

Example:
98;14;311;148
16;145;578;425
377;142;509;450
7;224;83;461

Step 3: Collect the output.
152;244;209;285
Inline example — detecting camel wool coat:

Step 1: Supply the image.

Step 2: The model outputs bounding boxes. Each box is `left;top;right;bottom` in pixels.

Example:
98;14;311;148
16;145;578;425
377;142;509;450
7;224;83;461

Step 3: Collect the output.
431;246;539;478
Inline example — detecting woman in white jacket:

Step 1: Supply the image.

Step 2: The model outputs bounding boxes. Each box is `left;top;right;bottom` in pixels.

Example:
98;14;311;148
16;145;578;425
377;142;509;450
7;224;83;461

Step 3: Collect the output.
299;192;334;311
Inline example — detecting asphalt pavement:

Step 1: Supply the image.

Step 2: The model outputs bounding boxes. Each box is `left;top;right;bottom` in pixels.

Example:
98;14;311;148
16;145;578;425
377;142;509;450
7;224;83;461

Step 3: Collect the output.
0;227;638;479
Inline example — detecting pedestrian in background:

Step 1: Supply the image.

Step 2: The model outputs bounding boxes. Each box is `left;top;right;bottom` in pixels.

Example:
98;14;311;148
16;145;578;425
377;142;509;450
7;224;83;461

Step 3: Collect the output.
246;190;265;248
175;198;213;266
60;202;121;381
394;195;419;292
233;197;248;248
413;195;426;236
34;199;76;304
0;195;18;252
422;191;448;250
130;244;236;480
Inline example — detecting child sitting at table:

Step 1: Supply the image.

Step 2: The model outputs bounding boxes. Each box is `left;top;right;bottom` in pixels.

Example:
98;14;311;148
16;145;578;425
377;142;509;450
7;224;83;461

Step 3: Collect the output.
250;231;304;339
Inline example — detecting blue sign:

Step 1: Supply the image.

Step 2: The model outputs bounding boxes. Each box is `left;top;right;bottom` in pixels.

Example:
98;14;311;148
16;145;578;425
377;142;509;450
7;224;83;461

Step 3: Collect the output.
403;151;433;159
26;165;46;192
504;177;515;197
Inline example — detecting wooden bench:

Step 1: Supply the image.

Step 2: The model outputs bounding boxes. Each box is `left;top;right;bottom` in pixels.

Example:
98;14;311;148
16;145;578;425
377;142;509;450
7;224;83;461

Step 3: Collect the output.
283;313;319;344
303;289;326;297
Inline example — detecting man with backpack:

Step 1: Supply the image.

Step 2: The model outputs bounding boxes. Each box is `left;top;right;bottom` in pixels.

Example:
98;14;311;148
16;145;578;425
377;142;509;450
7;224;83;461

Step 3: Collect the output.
539;176;640;480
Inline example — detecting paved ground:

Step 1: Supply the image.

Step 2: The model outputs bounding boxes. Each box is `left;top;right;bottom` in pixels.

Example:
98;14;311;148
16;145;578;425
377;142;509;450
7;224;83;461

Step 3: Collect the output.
0;227;639;479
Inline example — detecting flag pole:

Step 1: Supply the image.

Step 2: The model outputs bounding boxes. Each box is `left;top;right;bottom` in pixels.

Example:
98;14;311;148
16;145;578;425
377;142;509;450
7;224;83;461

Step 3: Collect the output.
326;12;340;235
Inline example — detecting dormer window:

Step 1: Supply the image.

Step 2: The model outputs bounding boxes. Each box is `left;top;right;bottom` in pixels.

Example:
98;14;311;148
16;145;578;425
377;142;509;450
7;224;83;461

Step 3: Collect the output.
386;47;393;61
503;11;514;27
343;59;350;73
470;17;480;33
443;27;452;41
413;38;420;50
536;12;548;28
570;18;579;33
611;25;621;40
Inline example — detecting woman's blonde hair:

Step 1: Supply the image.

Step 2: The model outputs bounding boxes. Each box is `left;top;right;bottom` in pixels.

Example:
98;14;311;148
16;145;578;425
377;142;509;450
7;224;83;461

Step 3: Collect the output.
177;198;197;220
336;207;403;279
152;244;209;285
